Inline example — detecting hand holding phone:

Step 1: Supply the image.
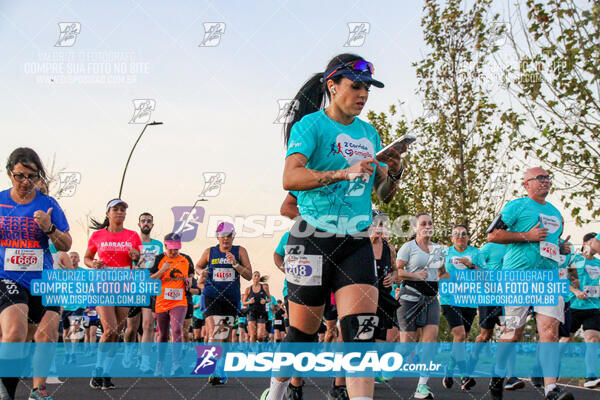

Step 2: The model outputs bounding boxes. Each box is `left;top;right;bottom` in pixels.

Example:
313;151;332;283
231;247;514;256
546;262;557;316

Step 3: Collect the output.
376;134;416;164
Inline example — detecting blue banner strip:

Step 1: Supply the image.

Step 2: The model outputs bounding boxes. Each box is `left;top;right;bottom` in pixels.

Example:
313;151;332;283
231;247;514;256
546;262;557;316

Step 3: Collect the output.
0;342;597;378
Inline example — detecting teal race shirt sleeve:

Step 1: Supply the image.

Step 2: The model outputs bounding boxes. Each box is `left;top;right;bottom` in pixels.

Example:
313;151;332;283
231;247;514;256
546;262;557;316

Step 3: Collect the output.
500;198;524;228
286;116;317;160
480;243;491;267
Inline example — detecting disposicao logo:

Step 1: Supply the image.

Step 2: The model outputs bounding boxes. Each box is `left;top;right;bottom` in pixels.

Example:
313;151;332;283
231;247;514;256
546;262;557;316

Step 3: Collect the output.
192;345;223;375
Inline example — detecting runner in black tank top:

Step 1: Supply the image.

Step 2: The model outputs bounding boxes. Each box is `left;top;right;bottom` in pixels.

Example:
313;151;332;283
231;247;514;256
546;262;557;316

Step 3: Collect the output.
196;222;253;385
242;271;271;342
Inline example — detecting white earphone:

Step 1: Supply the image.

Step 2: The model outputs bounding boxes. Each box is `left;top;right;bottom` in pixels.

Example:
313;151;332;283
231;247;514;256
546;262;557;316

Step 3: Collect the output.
331;86;337;94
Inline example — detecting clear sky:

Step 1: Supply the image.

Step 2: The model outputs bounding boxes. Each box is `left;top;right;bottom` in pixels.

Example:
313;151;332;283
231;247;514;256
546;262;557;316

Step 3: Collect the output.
0;1;596;298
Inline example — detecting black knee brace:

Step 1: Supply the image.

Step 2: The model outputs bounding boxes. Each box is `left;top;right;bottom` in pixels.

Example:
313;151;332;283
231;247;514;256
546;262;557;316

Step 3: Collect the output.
340;313;379;342
285;326;318;343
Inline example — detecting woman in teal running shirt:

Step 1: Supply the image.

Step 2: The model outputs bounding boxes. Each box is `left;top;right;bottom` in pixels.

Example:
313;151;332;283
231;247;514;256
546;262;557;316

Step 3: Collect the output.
261;53;405;400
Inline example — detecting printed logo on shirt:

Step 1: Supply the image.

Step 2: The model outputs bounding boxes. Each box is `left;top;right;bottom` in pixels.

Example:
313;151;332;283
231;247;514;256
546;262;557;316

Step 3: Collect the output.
211;258;233;265
586;265;600;280
539;214;560;234
99;241;133;251
330;134;374;166
167;268;185;281
0;216;43;248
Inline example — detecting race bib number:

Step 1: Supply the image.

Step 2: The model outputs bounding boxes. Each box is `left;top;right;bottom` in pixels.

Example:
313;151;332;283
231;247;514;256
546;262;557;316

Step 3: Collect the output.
540;241;560;262
4;248;44;271
285;254;322;286
164;288;183;301
274;320;283;326
558;267;567;280
213;268;235;282
583;286;600;297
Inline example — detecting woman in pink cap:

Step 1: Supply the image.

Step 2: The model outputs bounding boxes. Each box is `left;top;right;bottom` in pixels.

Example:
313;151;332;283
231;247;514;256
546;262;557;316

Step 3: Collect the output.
196;221;252;385
84;198;142;390
150;233;194;376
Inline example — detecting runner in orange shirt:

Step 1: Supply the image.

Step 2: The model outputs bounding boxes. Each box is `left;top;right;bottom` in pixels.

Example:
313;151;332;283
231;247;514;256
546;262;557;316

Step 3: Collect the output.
150;233;194;376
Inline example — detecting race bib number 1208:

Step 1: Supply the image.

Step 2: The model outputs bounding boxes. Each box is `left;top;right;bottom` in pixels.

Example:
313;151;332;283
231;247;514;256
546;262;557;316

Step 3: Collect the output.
285;255;323;286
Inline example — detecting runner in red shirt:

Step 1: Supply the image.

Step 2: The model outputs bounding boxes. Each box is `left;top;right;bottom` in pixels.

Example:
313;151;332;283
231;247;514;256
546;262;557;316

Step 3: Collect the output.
84;199;142;390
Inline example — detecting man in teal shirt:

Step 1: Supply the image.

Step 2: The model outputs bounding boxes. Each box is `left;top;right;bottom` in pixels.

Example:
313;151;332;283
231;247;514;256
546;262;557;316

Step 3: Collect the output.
487;167;573;400
566;233;600;388
440;224;484;391
124;213;164;372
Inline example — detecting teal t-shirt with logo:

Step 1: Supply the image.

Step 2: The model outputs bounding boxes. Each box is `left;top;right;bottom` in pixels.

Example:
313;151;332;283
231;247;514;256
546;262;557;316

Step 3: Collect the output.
500;197;563;270
480;243;507;270
440;245;484;307
286;110;384;235
140;239;164;269
570;255;600;310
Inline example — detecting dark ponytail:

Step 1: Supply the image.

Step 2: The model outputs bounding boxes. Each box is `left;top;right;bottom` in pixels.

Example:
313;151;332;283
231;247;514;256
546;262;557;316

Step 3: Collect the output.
283;53;366;147
90;217;109;231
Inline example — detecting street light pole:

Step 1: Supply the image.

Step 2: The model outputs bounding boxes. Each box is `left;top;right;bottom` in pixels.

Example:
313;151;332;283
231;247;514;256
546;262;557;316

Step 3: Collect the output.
118;121;163;198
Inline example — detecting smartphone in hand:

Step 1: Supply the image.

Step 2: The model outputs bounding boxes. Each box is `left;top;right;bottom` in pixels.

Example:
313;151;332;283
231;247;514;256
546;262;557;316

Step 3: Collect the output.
376;134;416;163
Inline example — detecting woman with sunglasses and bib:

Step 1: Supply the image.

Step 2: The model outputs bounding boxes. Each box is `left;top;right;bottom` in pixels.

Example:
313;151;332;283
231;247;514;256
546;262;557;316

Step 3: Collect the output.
196;222;252;385
261;54;405;400
0;148;72;400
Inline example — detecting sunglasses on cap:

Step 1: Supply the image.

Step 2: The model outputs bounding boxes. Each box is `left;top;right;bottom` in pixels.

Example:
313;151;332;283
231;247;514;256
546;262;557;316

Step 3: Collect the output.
325;60;375;80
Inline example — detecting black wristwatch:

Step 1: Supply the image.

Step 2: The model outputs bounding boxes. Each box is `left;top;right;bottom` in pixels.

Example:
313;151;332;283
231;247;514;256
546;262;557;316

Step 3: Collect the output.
44;224;56;235
388;166;404;182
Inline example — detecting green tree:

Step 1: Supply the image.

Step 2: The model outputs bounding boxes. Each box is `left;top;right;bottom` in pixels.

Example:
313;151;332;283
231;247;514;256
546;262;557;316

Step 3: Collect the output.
369;0;514;246
502;0;600;223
